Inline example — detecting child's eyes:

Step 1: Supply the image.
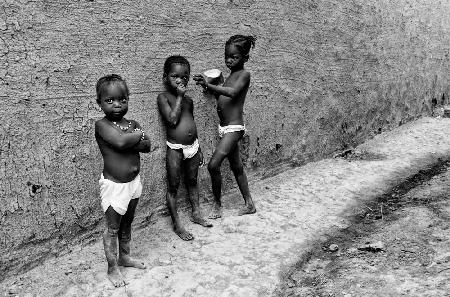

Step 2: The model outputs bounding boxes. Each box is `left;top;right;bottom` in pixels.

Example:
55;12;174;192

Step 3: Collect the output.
170;75;189;81
104;98;127;103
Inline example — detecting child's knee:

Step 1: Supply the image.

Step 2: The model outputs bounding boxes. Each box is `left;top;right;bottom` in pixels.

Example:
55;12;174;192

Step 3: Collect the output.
185;176;198;187
167;176;180;193
208;161;220;174
230;162;244;175
105;226;119;237
167;183;179;195
119;230;131;241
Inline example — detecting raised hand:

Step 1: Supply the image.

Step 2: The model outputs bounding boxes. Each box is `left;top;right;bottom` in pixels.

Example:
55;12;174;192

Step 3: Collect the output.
193;74;206;87
177;83;186;96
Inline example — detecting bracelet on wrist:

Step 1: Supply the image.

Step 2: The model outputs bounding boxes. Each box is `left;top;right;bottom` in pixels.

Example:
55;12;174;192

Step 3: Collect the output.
132;128;145;141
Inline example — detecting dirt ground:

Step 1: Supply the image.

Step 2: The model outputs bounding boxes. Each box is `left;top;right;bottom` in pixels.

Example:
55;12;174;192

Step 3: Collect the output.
276;160;450;297
1;117;450;297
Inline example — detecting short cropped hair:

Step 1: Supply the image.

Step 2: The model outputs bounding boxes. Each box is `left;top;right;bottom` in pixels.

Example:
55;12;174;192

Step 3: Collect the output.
225;35;256;56
95;74;129;104
163;55;191;75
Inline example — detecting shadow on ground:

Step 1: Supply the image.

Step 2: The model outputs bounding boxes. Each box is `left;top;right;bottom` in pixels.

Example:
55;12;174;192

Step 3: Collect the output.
275;159;450;297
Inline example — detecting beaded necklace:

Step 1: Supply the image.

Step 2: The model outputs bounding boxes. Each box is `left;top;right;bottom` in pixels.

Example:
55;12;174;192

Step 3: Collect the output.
111;119;131;131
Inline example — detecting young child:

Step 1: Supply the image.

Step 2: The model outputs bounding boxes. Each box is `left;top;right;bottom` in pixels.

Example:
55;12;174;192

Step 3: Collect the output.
95;74;151;287
157;55;212;241
193;35;257;219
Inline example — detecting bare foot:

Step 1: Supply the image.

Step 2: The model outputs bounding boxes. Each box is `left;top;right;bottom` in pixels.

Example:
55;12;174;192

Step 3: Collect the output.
191;212;213;227
237;204;256;216
118;256;146;269
107;266;127;287
209;203;222;219
174;226;194;241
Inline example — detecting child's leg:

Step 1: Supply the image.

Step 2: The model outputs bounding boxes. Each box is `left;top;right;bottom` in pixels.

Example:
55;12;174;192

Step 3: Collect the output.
207;131;242;219
103;206;128;287
184;152;213;227
166;148;194;240
117;198;146;269
228;140;256;215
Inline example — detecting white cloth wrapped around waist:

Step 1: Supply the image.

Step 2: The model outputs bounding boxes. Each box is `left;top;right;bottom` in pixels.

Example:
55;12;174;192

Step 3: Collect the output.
166;138;199;159
218;124;246;138
98;173;142;215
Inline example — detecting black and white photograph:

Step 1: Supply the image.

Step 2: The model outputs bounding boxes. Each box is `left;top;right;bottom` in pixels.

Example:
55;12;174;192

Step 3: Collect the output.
0;0;449;296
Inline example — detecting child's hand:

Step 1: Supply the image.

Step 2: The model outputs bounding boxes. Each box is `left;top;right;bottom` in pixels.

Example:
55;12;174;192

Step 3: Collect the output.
177;84;186;96
193;74;206;87
198;150;204;167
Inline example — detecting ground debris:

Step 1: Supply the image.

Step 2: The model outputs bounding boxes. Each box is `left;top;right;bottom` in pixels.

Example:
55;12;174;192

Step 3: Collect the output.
328;244;339;252
357;241;385;252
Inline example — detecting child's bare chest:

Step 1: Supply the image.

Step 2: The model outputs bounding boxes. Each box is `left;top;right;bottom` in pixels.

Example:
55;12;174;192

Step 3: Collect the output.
223;74;239;87
168;97;188;108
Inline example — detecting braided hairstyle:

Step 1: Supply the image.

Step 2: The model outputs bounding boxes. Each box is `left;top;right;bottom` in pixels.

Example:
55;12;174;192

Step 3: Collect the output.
96;74;129;104
225;35;256;56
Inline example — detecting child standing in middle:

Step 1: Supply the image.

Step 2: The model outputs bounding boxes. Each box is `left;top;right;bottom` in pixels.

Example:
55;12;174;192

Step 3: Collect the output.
157;55;213;241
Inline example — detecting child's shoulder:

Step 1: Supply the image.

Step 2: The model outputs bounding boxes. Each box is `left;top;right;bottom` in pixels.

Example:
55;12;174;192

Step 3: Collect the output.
230;69;250;81
239;69;251;78
95;117;107;127
157;91;174;101
95;117;110;134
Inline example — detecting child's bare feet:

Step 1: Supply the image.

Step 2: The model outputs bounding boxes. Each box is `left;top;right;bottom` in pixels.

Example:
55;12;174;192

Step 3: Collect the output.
118;255;146;269
191;211;213;227
237;203;256;216
209;203;222;219
174;225;194;241
107;266;128;287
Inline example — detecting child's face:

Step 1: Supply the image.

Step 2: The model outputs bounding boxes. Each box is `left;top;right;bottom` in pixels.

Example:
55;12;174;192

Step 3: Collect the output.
225;44;247;70
98;82;129;121
165;63;190;91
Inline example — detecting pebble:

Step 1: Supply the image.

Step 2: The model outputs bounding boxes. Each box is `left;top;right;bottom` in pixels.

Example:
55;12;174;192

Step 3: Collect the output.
435;252;450;264
329;244;339;252
158;255;172;265
8;285;19;295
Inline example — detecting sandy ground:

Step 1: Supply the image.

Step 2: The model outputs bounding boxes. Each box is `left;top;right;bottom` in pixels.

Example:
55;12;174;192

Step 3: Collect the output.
276;160;450;297
1;117;450;297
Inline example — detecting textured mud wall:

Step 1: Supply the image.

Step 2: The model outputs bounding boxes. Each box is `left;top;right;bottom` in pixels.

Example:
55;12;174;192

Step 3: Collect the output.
1;0;450;275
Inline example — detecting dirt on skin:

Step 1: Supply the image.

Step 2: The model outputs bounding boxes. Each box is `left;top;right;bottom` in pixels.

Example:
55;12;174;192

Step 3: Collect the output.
276;160;450;297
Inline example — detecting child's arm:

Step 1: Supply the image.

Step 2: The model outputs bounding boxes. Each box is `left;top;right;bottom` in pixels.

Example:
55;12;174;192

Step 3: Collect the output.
95;120;144;150
157;85;186;127
193;71;250;99
131;121;151;153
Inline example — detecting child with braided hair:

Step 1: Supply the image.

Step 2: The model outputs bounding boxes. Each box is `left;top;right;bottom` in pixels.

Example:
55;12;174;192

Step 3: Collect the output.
193;35;257;219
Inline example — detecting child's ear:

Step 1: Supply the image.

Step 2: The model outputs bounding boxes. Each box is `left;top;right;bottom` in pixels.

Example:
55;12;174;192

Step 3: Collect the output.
244;54;249;62
162;73;167;83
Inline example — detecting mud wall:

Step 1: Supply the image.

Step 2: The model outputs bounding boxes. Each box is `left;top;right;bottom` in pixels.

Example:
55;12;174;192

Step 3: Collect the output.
1;0;450;275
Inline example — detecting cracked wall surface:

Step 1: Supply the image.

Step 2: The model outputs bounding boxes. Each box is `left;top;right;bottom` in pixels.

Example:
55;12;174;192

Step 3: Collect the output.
1;0;450;276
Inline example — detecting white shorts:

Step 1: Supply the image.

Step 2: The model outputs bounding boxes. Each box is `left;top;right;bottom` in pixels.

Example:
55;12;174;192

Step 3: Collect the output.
166;138;199;159
99;174;142;215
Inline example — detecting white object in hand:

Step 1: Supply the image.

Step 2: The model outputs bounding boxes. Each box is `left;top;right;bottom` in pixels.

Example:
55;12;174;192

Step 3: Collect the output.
204;68;222;79
203;69;223;85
